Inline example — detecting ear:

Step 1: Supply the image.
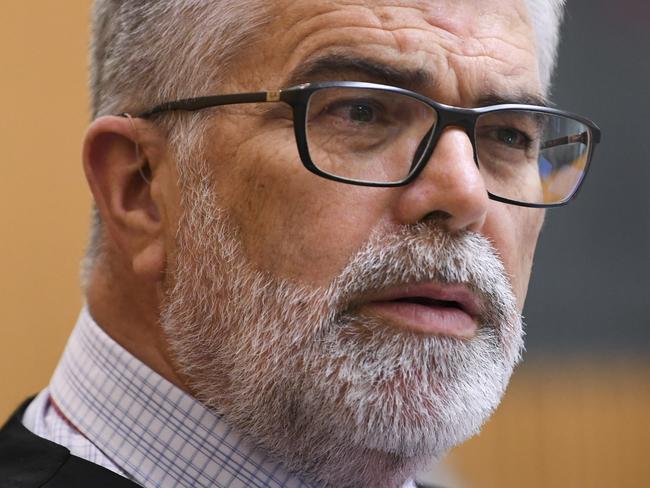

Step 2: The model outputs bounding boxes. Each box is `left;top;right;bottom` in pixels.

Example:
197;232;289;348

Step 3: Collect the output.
82;115;169;281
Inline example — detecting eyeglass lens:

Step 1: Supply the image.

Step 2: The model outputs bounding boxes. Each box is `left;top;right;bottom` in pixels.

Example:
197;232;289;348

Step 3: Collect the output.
305;87;591;205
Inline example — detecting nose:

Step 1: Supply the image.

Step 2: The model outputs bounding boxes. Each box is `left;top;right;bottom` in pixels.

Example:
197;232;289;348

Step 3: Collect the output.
393;127;489;232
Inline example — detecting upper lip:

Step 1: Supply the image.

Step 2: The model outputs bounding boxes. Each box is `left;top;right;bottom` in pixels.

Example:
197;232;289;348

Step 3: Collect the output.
361;282;484;318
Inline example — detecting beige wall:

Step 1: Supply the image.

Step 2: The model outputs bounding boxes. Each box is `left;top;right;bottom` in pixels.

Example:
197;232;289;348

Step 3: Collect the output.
1;3;648;487
0;3;91;417
445;360;650;488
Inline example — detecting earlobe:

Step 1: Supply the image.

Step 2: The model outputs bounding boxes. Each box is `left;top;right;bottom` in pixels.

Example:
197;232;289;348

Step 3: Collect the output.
133;239;165;279
83;115;167;281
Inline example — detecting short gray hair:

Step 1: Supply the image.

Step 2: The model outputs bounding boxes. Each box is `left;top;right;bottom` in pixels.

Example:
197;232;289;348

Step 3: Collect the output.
90;0;270;118
83;0;270;280
526;0;567;91
83;0;566;281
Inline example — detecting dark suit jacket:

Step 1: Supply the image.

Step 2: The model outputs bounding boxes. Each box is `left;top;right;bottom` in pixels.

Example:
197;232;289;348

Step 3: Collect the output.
1;398;441;488
0;398;140;487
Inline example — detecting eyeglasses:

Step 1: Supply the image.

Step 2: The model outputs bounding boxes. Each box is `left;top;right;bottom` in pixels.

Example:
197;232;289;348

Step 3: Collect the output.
132;81;601;208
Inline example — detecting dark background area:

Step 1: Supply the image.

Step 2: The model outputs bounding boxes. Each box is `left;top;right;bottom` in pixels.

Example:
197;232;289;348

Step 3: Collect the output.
524;0;650;358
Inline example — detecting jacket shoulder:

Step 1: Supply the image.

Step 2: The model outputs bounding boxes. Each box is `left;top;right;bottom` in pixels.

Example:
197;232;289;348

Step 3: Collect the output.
0;397;140;487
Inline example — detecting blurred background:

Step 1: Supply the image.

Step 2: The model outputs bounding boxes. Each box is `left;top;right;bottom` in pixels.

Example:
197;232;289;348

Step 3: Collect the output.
1;1;648;487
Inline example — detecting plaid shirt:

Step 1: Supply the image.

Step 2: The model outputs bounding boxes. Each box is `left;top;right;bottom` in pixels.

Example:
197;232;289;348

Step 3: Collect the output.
22;308;316;487
22;307;420;487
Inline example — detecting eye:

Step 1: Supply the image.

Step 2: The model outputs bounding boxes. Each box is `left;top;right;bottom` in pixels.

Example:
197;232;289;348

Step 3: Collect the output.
347;103;375;123
495;127;531;149
320;98;385;126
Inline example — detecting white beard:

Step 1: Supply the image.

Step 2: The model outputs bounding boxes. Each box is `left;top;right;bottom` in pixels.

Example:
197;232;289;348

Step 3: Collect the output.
160;172;523;488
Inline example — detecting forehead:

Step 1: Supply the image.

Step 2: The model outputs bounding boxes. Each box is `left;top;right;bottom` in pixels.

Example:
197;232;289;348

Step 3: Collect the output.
228;0;540;106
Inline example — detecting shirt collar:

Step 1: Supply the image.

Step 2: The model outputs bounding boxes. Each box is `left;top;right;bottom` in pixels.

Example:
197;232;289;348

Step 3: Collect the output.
50;307;312;488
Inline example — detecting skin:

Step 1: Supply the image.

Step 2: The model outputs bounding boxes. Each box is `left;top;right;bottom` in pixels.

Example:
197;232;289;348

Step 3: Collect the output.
83;0;544;393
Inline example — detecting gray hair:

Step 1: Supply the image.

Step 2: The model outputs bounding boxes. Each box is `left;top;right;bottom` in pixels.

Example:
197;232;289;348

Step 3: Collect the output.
83;0;565;282
83;0;270;282
526;0;567;91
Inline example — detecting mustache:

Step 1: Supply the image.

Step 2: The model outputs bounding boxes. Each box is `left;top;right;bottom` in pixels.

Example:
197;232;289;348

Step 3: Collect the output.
329;222;517;326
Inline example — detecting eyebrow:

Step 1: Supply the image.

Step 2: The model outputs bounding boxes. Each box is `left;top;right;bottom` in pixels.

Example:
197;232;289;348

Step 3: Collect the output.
477;91;550;108
283;52;433;91
283;52;548;108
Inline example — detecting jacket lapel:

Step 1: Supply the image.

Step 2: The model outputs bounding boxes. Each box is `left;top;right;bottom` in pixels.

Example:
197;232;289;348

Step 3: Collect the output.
0;397;141;487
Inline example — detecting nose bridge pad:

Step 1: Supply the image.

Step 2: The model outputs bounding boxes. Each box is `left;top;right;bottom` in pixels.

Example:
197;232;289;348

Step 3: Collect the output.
410;116;476;177
437;117;478;164
444;118;474;138
409;126;435;173
438;112;475;140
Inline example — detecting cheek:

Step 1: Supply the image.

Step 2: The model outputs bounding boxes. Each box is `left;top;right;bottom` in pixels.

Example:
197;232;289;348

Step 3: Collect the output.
210;121;391;285
484;203;544;310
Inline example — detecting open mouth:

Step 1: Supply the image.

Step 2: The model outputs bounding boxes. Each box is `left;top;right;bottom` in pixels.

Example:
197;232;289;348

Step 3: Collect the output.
392;296;465;310
360;284;482;338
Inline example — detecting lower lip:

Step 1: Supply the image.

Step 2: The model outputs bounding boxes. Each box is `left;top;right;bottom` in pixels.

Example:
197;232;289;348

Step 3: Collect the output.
361;301;478;338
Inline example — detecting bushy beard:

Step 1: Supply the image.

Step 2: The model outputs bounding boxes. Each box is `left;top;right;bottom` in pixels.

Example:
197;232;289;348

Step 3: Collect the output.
160;172;524;488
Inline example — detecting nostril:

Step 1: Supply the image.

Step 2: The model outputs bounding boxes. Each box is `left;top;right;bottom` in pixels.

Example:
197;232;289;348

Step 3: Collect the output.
393;126;489;230
422;210;452;224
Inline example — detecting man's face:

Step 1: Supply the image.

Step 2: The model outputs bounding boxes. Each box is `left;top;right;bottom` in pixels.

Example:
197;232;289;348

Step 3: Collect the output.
159;0;544;485
203;0;544;309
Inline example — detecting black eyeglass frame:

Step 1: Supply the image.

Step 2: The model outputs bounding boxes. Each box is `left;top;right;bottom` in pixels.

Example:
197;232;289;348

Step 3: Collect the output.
131;80;602;209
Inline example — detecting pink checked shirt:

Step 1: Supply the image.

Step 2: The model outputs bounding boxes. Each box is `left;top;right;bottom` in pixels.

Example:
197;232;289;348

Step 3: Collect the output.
22;307;421;487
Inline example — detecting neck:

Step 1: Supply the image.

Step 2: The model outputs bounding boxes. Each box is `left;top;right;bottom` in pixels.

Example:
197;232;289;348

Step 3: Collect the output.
319;454;418;488
283;438;421;487
85;250;189;392
218;392;424;488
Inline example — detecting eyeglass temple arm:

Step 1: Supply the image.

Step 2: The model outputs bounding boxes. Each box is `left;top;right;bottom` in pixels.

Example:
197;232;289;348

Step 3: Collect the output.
133;91;279;118
540;131;591;150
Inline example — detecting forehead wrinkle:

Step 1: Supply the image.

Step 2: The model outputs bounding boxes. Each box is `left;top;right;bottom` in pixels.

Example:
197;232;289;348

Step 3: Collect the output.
280;22;400;70
369;0;537;75
443;35;540;105
385;6;535;66
274;7;444;92
259;0;539;105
